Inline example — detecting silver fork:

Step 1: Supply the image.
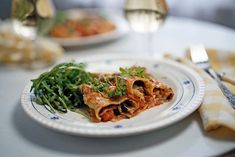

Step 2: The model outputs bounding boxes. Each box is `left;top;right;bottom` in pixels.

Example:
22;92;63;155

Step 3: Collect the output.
190;45;235;109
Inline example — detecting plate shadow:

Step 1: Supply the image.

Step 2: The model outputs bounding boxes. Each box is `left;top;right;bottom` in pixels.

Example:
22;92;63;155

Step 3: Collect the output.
12;101;194;156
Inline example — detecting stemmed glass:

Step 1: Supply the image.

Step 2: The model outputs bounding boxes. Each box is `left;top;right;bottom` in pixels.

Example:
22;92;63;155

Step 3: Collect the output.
124;0;168;57
11;0;55;40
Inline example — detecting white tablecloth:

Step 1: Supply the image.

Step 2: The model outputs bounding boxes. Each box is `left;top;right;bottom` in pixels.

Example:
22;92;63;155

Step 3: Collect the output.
0;16;235;157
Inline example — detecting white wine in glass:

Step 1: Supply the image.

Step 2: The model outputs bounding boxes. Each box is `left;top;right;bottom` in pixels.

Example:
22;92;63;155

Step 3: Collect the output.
125;0;168;56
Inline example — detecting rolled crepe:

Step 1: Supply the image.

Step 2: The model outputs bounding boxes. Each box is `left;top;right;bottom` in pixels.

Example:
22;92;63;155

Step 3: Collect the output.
81;74;174;122
81;84;139;122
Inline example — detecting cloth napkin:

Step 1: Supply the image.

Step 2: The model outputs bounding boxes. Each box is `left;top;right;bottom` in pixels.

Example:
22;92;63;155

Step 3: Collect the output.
164;48;235;132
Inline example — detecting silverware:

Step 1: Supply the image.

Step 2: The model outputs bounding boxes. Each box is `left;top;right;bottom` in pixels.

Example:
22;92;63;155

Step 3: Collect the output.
190;45;235;109
189;46;235;86
217;73;235;86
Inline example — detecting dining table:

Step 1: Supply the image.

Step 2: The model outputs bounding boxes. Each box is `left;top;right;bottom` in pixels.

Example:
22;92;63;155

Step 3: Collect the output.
1;15;235;157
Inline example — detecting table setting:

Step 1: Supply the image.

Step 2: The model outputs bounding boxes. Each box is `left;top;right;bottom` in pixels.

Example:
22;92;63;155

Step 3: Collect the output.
0;0;235;157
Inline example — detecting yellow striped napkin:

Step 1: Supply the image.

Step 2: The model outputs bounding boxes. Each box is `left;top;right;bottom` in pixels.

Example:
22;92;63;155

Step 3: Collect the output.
165;49;235;132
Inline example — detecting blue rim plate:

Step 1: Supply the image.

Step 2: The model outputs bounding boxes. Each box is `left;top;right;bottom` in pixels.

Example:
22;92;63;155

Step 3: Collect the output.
21;56;205;137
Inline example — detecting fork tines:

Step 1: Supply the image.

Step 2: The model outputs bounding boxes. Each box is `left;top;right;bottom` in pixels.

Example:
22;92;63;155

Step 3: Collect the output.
189;45;209;64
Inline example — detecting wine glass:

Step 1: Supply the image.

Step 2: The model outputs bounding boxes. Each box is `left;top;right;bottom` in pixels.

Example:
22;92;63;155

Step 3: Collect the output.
11;0;55;40
124;0;168;57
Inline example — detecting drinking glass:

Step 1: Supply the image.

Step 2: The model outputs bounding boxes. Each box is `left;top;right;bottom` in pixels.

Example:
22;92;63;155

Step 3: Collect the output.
11;0;55;39
124;0;168;56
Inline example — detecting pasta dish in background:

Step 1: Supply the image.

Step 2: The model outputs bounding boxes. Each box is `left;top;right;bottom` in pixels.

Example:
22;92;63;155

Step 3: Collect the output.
47;11;116;38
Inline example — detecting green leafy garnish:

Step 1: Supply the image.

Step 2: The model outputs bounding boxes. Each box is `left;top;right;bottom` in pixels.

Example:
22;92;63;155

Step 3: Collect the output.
108;77;126;98
119;66;149;79
90;76;109;94
31;62;92;113
37;10;67;35
54;11;67;24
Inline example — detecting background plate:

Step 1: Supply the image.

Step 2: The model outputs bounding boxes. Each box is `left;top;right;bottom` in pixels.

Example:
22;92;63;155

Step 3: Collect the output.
50;9;129;47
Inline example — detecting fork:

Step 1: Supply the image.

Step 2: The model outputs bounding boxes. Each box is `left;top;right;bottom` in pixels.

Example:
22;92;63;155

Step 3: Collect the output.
190;45;235;109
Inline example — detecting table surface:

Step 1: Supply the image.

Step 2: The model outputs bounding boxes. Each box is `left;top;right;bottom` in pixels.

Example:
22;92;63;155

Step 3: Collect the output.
1;16;235;157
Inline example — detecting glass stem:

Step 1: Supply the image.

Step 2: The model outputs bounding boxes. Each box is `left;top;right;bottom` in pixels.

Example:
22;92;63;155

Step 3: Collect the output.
146;33;154;57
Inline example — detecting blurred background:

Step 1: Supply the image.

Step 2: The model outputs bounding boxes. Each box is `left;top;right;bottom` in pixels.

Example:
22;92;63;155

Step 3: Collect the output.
1;0;235;29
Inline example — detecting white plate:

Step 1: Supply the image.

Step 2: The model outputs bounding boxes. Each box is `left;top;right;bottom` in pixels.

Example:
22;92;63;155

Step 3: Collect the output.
50;9;129;47
21;56;205;137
